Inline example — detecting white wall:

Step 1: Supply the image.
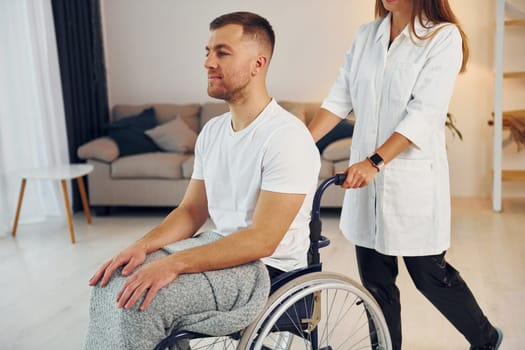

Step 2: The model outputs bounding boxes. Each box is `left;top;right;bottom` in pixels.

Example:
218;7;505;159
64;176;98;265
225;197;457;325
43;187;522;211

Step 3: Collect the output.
101;0;374;104
100;0;525;198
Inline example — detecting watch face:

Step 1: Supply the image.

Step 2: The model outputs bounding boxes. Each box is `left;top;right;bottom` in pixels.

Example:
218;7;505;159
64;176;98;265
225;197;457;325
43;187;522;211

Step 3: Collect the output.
370;153;384;167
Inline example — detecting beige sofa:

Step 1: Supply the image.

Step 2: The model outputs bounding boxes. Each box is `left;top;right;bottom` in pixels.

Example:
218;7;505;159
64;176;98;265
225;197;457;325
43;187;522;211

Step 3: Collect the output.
77;101;352;211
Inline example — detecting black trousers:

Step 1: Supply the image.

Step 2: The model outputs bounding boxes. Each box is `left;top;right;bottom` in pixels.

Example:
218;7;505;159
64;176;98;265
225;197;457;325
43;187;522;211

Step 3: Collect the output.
355;246;497;349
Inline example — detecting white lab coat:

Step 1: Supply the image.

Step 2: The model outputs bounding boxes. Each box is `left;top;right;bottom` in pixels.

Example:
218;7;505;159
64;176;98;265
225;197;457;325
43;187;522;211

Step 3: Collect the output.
322;13;463;256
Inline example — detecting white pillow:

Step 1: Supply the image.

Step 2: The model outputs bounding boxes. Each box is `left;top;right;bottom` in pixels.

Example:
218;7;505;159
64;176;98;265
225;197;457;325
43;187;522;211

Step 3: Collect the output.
145;116;197;153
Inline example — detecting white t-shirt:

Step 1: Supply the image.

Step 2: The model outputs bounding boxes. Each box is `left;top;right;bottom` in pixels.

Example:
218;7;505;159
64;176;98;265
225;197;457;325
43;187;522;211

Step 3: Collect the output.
192;99;321;271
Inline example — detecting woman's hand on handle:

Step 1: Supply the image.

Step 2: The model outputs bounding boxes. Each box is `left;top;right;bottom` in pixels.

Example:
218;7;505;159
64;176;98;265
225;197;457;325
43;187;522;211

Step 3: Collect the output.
340;132;413;188
341;159;378;189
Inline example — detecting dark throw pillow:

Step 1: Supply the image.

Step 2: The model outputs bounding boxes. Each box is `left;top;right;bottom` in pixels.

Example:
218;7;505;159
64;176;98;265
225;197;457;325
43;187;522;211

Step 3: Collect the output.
106;107;161;157
316;119;354;153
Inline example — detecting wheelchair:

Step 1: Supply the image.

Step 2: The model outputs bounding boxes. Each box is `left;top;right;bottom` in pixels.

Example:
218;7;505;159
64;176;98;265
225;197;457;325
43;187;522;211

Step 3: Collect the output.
154;174;392;350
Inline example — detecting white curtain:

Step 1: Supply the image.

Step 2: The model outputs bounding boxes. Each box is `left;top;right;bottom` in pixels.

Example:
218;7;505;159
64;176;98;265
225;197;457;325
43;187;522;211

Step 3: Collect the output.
0;0;70;236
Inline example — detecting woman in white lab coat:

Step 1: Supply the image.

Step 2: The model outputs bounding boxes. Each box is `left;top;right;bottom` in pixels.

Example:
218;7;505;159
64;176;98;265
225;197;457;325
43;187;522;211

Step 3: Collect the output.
309;1;502;349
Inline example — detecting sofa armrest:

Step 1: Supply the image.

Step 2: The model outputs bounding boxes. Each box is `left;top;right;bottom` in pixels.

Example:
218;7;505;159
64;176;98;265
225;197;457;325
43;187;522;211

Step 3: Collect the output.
77;137;119;162
321;138;352;162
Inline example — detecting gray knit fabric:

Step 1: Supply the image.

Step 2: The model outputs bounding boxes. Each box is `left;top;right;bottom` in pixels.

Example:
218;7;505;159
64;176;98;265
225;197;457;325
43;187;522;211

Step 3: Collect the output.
84;231;270;350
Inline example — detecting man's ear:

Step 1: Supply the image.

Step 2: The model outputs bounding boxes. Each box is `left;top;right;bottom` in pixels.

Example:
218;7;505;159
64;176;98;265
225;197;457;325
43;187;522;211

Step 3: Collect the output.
252;55;268;75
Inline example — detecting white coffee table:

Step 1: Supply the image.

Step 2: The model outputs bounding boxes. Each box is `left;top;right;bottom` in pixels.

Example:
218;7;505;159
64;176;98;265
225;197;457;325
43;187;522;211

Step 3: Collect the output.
11;163;94;244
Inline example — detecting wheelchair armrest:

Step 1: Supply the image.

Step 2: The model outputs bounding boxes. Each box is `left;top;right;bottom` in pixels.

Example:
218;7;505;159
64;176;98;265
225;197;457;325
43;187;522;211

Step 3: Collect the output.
154;330;204;350
318;235;330;248
154;330;241;350
269;264;322;293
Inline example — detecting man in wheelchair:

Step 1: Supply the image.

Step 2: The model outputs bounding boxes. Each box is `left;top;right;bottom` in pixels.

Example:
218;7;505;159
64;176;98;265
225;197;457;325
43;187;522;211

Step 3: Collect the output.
85;11;321;350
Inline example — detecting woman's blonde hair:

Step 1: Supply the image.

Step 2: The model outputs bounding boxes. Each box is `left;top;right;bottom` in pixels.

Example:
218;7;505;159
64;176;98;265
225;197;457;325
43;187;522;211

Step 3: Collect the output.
375;0;469;73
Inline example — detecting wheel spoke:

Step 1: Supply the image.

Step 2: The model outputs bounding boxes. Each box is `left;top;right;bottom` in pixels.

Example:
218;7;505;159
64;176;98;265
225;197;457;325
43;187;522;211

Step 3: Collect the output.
239;273;391;350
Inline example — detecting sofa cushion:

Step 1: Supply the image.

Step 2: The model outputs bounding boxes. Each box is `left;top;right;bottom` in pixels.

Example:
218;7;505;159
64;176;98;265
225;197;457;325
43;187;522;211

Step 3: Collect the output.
278;101;307;123
302;102;322;125
77;137;119;163
182;156;194;179
108;106;157;129
200;102;230;129
334;159;350;174
106;107;161;157
322;137;352;161
145;116;198;153
112;103;201;132
153;104;201;132
111;152;190;179
319;158;335;179
316;119;354;153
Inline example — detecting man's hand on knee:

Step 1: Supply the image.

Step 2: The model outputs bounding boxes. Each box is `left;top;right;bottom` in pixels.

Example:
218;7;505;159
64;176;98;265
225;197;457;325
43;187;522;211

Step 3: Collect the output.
88;242;148;287
116;255;181;311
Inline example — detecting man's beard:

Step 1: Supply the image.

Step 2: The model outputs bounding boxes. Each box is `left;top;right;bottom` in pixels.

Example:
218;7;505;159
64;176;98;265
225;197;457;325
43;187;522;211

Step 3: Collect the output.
207;78;250;103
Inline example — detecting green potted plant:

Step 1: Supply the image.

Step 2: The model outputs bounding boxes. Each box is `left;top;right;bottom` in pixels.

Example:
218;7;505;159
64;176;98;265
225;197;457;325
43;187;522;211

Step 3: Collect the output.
446;112;463;140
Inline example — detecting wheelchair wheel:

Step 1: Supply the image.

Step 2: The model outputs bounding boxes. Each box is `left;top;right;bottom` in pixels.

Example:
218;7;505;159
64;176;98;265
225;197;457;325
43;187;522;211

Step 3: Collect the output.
238;272;392;350
186;336;239;350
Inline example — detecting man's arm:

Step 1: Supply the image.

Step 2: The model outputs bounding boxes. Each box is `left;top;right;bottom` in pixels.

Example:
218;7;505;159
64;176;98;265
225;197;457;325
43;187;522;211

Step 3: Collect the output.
89;179;209;287
164;190;306;271
136;179;209;253
116;190;306;310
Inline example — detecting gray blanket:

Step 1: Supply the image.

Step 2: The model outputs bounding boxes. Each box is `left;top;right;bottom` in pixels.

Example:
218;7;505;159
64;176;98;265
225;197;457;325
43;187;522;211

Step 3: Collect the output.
85;231;270;350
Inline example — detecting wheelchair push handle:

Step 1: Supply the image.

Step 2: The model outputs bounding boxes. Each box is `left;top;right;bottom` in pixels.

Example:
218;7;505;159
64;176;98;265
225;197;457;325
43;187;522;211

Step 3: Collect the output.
333;173;347;186
311;173;347;221
308;173;347;265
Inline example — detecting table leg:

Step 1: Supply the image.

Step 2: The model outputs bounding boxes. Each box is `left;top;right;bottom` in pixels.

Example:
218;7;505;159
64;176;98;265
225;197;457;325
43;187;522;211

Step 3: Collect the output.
60;179;76;244
76;176;92;224
12;178;27;237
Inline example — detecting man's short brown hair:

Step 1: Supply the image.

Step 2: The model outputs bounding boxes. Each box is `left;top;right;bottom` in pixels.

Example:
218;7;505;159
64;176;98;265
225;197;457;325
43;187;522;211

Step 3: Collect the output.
210;11;275;57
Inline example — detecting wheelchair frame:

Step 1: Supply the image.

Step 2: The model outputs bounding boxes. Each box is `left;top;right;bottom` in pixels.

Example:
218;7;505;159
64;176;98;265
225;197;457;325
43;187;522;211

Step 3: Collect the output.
154;175;392;350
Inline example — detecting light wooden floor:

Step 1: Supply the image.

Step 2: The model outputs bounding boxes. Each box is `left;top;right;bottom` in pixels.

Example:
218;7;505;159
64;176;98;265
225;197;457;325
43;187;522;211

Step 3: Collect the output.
0;198;523;350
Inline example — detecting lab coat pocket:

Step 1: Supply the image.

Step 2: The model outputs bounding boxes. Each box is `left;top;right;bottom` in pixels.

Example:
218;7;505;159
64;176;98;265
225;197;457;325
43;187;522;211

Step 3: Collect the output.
383;158;434;217
388;62;423;105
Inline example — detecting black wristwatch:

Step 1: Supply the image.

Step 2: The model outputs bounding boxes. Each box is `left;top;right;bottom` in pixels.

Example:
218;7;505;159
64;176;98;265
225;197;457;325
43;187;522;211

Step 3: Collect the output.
367;153;384;172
